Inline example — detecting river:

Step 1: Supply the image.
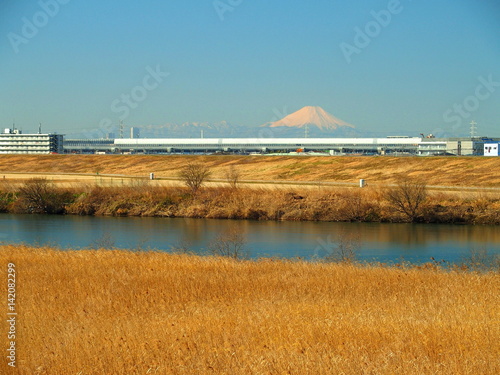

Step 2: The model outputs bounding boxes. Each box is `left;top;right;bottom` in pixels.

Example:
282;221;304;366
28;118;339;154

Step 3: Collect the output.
2;214;499;265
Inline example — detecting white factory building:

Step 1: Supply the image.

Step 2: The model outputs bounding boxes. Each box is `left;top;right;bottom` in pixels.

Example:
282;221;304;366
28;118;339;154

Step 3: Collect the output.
65;136;432;155
0;127;497;156
62;136;493;156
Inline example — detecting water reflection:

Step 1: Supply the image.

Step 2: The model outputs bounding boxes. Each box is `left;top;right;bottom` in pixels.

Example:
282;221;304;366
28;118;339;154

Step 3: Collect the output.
1;214;498;264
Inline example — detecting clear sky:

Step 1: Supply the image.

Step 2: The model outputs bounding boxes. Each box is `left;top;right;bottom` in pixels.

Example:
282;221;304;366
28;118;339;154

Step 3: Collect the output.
1;0;499;137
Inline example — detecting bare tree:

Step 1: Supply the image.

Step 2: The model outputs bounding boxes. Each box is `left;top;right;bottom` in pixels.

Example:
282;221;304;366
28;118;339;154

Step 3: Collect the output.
208;228;248;259
179;163;212;194
18;178;68;214
225;165;241;189
386;178;427;222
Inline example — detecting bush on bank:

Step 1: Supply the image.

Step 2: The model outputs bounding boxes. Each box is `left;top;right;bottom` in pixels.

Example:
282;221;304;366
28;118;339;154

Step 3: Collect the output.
1;178;499;225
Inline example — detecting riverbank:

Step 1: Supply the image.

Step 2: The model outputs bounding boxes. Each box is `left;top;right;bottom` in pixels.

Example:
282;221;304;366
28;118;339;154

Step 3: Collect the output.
1;154;500;187
2;179;500;224
1;245;498;374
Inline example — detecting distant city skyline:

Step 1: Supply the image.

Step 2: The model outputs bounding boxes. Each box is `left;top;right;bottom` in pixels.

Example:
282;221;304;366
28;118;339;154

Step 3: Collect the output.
1;0;499;137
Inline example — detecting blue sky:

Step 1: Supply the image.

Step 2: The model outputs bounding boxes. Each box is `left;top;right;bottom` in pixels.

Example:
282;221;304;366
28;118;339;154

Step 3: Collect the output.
1;0;499;137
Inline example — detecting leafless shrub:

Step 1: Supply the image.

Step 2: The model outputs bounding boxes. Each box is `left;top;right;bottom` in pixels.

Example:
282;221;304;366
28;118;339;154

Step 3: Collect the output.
225;165;241;189
208;228;248;259
386;178;427;222
18;178;69;214
179;163;212;194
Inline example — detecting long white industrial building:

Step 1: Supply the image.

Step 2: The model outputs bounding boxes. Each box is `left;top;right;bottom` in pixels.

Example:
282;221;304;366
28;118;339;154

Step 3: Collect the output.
1;129;497;156
64;137;449;155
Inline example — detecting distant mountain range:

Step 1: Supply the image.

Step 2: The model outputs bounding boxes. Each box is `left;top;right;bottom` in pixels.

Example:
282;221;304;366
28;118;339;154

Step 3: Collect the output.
138;121;241;138
69;106;381;139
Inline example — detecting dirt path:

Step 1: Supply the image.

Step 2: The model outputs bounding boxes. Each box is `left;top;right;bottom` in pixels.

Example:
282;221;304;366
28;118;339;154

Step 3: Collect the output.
2;172;499;195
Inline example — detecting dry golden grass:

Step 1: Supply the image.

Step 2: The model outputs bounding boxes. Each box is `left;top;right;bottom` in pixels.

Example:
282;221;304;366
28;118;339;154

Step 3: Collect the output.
1;155;500;187
1;245;498;374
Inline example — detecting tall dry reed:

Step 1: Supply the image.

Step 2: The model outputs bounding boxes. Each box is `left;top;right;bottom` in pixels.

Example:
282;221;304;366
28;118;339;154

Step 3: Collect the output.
0;245;498;374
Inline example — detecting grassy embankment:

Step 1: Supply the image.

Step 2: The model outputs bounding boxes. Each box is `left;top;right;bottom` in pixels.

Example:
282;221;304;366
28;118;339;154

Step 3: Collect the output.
1;154;500;187
0;245;498;374
0;155;499;224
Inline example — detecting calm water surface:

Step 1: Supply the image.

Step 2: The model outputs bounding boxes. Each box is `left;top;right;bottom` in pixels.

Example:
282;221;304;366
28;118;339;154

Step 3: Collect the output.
1;214;499;264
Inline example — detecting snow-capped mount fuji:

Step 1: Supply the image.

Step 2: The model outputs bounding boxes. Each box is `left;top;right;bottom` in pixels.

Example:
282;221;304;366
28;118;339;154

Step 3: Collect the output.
262;106;355;130
260;106;358;137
